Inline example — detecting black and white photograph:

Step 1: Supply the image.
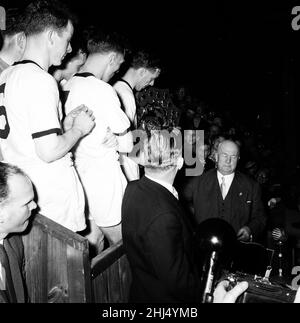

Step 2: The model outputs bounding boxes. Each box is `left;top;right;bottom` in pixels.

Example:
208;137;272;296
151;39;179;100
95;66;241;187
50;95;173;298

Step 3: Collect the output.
0;0;300;311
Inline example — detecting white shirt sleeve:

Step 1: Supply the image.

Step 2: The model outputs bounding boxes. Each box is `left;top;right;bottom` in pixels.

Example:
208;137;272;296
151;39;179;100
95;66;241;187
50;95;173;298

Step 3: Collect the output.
25;73;62;139
114;82;137;126
100;84;130;135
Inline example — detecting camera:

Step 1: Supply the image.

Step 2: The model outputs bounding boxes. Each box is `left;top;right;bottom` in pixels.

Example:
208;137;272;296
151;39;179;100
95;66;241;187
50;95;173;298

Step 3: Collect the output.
221;270;296;303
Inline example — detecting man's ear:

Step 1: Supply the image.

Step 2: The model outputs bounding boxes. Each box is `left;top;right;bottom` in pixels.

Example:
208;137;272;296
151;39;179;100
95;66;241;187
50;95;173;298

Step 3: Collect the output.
138;67;146;77
108;52;116;65
176;156;184;170
215;152;219;163
47;29;55;45
16;32;26;50
79;51;87;64
0;203;6;224
154;68;161;77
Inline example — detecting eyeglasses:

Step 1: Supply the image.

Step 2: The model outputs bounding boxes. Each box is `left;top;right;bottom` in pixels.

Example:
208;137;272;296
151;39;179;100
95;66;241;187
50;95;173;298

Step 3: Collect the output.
219;153;239;161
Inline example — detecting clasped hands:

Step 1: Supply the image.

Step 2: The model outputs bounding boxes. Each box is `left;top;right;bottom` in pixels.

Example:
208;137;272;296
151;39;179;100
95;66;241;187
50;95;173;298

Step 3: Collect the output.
64;105;119;147
63;104;95;135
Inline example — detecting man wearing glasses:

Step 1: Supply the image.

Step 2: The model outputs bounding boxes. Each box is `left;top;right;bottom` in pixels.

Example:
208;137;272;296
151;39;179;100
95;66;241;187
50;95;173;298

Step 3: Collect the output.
192;140;266;242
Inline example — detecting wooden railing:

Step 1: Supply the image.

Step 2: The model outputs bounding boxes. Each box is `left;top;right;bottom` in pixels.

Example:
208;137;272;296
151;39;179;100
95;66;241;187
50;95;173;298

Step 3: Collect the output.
91;242;131;303
22;214;131;303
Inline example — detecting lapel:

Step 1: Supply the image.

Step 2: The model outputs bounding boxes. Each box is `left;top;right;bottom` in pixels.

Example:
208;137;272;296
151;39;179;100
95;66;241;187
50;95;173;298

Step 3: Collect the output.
228;171;244;198
208;170;223;210
225;171;248;214
212;170;223;199
4;236;25;303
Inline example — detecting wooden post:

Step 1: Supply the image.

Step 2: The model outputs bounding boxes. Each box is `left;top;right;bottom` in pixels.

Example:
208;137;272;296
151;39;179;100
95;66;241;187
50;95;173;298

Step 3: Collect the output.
22;214;92;303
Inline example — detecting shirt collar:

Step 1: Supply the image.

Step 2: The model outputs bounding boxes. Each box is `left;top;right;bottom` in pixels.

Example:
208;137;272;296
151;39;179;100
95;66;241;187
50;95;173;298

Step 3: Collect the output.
145;175;178;199
217;170;235;183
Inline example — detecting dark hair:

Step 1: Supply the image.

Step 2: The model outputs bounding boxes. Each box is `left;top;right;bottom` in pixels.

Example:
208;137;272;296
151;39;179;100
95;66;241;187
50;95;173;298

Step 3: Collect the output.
84;26;130;56
22;0;76;36
2;7;26;37
70;27;88;56
59;27;88;65
0;162;26;203
130;50;161;71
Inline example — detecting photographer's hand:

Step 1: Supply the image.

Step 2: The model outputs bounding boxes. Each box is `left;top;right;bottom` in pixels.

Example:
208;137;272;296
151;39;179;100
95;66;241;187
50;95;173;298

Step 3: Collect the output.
213;280;249;303
237;226;252;242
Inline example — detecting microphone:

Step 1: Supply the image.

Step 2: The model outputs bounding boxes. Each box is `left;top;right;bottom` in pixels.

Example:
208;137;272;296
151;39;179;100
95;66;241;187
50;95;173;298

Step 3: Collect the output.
195;218;237;303
271;228;287;277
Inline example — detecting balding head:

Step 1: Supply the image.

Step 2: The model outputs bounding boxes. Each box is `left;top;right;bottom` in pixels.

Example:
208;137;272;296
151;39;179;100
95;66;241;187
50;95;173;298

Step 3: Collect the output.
215;140;240;175
0;162;36;238
217;140;239;155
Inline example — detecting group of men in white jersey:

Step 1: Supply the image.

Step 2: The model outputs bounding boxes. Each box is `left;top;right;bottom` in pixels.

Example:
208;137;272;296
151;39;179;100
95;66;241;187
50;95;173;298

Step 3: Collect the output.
0;0;161;254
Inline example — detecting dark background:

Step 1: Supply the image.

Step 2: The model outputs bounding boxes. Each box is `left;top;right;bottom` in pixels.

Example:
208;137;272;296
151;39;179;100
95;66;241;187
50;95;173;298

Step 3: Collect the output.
2;0;300;171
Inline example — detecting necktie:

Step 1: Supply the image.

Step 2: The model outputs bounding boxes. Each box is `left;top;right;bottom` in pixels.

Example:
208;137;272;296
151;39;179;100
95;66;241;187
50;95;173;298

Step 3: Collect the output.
0;244;17;303
220;176;226;199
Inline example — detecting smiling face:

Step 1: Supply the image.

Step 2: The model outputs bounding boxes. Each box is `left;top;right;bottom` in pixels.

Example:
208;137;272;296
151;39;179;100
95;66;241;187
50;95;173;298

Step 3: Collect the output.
0;174;37;237
50;20;74;67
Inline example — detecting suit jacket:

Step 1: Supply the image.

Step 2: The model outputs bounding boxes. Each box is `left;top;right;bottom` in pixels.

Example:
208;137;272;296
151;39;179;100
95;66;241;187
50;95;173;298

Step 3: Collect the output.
122;176;201;303
192;169;266;240
0;234;27;303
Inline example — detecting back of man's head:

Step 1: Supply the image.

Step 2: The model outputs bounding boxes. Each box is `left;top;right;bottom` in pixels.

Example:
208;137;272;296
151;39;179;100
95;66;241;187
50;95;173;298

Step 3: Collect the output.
1;8;25;38
130;50;161;73
22;0;75;36
84;26;129;57
0;8;27;66
142;129;182;172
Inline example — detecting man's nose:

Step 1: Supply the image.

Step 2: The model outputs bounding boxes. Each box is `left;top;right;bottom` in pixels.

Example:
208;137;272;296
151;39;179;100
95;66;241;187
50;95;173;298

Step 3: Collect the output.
225;156;232;163
31;201;37;210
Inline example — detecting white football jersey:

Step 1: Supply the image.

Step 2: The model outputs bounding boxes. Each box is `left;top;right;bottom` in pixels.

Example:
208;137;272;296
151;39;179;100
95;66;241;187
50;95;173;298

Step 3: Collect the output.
65;73;130;161
0;61;86;232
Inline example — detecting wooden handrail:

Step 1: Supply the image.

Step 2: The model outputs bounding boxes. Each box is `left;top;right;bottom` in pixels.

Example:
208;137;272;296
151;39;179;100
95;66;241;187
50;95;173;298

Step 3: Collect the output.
24;213;89;251
23;214;131;302
91;240;125;278
23;213;92;302
90;240;131;303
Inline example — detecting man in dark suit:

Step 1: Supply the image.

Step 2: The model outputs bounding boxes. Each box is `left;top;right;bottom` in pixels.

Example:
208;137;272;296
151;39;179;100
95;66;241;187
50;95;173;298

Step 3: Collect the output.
193;140;266;242
122;129;201;302
0;162;37;303
122;130;249;303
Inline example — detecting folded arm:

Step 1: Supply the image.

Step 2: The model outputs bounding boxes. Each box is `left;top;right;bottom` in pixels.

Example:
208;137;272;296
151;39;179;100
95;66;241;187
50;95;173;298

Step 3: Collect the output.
35;109;95;163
